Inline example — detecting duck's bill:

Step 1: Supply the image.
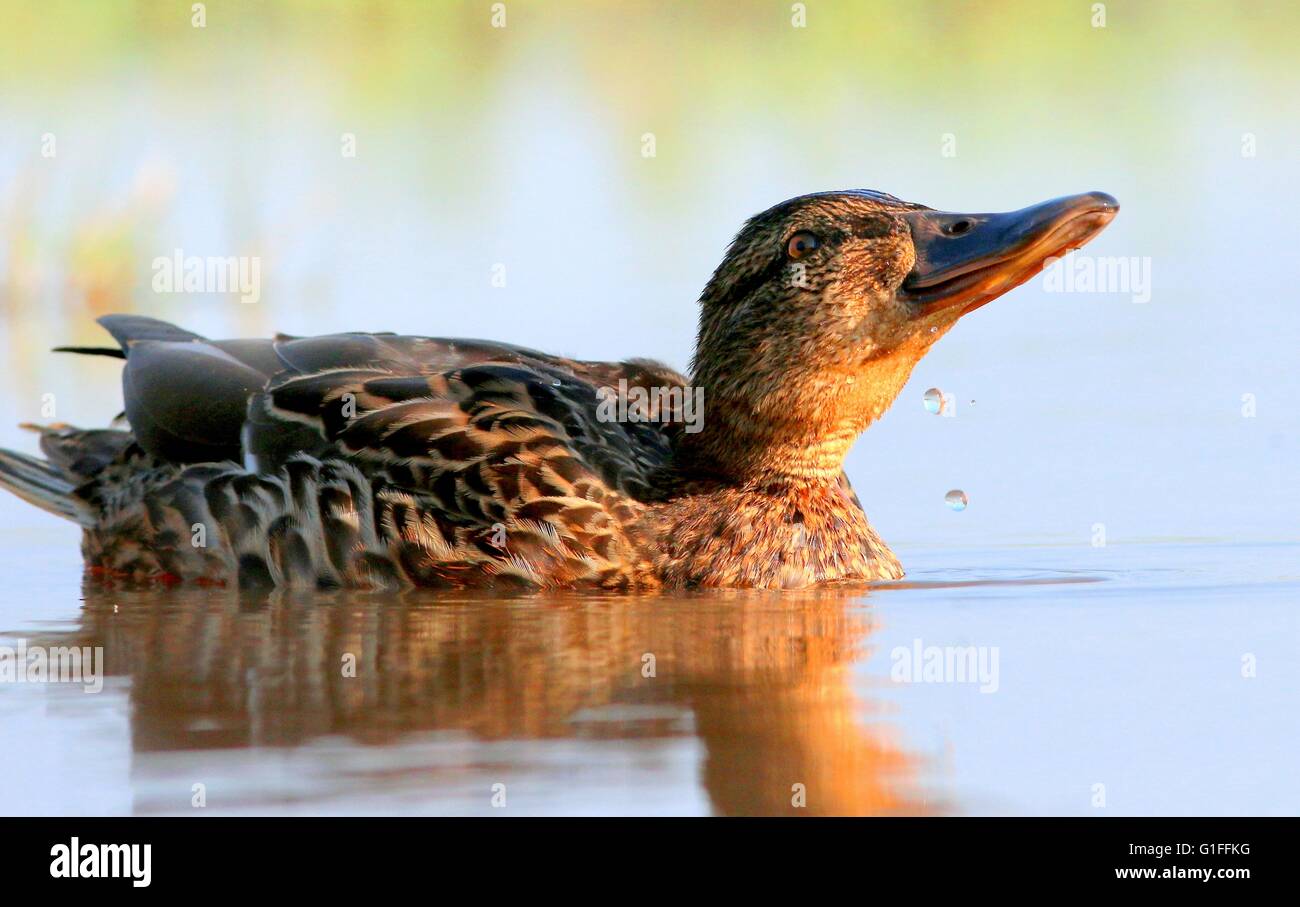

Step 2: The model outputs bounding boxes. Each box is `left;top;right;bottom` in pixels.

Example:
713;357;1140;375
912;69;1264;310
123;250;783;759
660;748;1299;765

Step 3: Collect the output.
899;191;1119;316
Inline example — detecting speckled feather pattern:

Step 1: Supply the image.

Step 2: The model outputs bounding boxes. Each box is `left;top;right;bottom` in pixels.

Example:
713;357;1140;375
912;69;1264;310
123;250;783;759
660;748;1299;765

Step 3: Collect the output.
48;334;902;590
69;349;686;591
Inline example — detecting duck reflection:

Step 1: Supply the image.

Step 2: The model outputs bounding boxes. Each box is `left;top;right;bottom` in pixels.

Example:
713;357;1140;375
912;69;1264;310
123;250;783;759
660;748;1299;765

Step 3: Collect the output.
56;582;932;815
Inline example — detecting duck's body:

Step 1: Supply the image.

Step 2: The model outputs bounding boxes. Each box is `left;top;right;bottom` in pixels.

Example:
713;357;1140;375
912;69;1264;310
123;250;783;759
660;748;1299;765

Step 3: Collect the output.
9;318;897;590
0;188;1116;590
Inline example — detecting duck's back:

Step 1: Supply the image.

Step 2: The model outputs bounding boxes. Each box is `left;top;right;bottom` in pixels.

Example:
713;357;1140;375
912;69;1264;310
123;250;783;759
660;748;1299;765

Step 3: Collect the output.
35;316;689;590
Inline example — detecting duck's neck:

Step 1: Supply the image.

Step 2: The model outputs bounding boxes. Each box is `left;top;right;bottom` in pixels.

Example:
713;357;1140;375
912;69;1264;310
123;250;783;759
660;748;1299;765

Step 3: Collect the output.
673;343;924;485
671;411;857;482
654;369;918;586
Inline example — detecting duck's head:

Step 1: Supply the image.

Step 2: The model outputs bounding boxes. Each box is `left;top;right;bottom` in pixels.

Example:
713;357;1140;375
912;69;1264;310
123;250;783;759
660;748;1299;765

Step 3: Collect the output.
683;189;1119;482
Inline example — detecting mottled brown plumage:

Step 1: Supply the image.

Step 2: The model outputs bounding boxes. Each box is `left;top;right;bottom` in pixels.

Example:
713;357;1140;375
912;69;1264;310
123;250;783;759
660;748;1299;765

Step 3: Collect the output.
0;189;1117;590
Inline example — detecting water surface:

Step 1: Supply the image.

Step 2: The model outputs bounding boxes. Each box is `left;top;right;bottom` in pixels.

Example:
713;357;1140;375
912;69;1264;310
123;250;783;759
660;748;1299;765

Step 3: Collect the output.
1;524;1292;816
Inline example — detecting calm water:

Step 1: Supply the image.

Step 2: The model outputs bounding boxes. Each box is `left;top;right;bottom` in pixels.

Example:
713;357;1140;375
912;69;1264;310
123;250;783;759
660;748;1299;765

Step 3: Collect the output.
1;515;1294;815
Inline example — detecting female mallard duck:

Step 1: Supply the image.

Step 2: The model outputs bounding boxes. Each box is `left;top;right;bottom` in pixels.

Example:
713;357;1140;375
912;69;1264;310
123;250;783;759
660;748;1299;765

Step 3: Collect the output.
0;189;1117;590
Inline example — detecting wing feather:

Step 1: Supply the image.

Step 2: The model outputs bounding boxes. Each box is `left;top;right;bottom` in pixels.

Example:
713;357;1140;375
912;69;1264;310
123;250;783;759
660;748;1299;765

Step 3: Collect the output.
80;316;693;587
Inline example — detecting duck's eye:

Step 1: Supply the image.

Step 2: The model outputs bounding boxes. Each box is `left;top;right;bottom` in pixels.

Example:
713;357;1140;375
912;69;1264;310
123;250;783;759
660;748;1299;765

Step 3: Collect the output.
786;231;820;259
947;219;973;236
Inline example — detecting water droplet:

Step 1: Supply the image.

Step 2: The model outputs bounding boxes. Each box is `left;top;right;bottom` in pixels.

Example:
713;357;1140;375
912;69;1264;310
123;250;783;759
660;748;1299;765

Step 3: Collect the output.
944;489;969;511
922;387;945;415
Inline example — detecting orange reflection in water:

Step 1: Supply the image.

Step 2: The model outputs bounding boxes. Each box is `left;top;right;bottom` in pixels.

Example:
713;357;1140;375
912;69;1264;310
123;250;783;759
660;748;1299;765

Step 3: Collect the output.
45;581;935;816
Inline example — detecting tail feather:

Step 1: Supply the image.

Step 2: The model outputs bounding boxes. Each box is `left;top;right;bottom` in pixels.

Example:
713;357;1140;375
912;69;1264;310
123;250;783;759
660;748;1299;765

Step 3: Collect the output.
20;422;134;479
52;345;126;359
0;446;91;525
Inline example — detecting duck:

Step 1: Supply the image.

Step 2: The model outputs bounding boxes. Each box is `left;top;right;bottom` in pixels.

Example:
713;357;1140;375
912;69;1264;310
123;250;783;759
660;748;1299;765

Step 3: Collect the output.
0;189;1117;591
